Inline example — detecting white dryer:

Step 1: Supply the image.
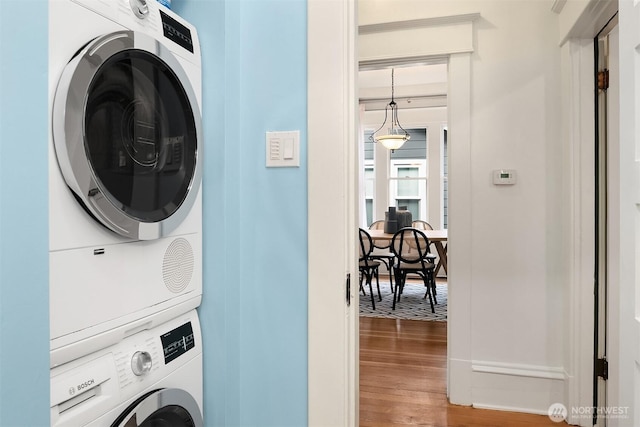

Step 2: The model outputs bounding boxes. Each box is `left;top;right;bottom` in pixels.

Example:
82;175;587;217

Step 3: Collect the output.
49;0;203;366
50;310;203;427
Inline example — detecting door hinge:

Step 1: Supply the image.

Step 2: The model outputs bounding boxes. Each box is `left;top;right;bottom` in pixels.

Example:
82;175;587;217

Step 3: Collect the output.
597;69;609;91
596;357;608;380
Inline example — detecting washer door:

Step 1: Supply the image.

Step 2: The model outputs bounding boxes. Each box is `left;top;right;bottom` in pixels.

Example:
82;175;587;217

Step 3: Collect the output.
112;388;203;427
53;30;202;240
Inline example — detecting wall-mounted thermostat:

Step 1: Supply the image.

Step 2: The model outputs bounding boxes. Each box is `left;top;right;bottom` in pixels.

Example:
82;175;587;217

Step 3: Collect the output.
493;169;517;185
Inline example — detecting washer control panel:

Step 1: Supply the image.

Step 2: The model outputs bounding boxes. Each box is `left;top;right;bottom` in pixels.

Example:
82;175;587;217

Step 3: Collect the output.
50;311;201;427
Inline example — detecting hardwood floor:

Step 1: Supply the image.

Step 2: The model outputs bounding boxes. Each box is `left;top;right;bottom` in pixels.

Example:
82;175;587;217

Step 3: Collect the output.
359;317;562;426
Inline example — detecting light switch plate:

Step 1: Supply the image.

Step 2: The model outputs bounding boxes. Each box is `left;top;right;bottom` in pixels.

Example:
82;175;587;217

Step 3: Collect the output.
266;131;300;167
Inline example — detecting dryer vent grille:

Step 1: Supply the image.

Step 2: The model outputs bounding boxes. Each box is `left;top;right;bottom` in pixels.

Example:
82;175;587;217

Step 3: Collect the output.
162;238;194;293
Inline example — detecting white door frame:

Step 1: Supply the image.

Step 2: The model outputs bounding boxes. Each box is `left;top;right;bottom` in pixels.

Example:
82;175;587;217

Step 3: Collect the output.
613;2;639;425
560;1;619;425
356;14;477;405
604;23;623;426
307;0;358;425
446;52;473;405
562;36;598;427
308;12;478;420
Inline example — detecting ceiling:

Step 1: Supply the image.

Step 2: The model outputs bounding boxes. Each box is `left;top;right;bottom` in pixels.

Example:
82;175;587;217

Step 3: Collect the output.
358;63;448;110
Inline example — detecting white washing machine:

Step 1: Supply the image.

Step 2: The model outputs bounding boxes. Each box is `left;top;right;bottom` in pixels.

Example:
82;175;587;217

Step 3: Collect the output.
49;0;203;367
50;310;203;427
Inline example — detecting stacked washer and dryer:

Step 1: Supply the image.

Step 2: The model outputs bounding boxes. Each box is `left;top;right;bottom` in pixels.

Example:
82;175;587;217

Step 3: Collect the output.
49;0;204;425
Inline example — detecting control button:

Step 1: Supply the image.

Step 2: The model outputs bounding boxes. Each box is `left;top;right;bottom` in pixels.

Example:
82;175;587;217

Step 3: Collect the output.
131;351;153;376
130;0;149;19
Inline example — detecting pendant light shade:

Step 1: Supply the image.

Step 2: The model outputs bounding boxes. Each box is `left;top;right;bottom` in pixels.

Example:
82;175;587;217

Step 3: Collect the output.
370;68;410;152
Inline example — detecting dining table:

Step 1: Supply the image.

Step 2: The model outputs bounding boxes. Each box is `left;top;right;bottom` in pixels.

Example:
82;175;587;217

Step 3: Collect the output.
367;228;448;276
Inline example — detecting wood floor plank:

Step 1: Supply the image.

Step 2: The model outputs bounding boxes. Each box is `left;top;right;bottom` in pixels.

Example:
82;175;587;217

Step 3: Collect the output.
359;317;563;426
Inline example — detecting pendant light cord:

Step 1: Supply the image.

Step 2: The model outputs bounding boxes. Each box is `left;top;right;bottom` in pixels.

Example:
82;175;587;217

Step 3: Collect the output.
391;68;395;103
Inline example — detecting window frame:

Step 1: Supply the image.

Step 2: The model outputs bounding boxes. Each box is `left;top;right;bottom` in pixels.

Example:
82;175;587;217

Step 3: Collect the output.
388;159;428;221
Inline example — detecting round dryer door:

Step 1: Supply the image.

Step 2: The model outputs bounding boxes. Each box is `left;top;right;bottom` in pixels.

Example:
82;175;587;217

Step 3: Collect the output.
53;30;202;240
112;388;203;427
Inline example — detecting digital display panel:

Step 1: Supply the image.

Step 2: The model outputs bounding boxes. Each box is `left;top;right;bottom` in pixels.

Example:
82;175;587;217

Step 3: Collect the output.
160;11;194;53
160;321;195;364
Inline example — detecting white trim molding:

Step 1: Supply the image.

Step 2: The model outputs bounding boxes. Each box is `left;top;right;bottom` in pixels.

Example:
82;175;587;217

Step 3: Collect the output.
551;0;568;14
558;0;617;45
472;361;566;380
359;55;449;71
359;13;479;64
308;0;358;424
470;361;566;415
359;13;481;35
560;35;596;427
447;51;473;406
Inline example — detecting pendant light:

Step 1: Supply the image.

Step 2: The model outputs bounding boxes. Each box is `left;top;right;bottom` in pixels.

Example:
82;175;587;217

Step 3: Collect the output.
370;68;410;152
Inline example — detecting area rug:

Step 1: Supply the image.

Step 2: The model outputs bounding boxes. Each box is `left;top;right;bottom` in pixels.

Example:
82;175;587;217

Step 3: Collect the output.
359;282;448;322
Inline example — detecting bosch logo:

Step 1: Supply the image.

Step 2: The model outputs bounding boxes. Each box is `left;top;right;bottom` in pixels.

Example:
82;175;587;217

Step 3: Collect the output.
68;387;76;396
77;379;95;391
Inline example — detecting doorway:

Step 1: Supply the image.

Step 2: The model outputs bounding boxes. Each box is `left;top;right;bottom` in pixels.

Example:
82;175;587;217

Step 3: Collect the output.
354;47;475;405
357;63;450;422
308;7;476;423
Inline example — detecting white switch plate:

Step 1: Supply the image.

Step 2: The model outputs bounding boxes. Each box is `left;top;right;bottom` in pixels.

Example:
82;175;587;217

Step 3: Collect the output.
266;131;300;167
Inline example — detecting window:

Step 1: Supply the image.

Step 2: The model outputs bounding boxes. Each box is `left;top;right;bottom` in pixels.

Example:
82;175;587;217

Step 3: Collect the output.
364;164;374;226
363;137;375;226
361;126;447;228
389;129;427;221
389;161;426;221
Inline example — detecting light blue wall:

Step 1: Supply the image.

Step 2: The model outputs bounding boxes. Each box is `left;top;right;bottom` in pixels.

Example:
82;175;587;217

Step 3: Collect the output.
0;1;50;426
0;0;307;425
178;0;308;425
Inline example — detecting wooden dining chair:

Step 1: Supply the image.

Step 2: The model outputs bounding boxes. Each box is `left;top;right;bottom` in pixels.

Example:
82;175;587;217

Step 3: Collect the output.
411;220;433;230
359;228;382;309
411;220;437;292
369;220;385;230
390;227;437;312
368;221;395;293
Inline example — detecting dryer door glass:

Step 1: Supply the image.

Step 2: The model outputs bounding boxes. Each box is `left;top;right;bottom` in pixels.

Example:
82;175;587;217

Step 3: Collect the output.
85;49;197;222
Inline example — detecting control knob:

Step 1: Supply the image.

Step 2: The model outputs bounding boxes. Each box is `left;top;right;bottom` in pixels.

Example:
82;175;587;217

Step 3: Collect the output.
130;0;149;18
131;351;153;376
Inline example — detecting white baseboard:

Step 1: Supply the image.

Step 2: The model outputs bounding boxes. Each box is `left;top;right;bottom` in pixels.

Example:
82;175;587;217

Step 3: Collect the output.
472;360;565;380
472;403;548;416
469;360;566;415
